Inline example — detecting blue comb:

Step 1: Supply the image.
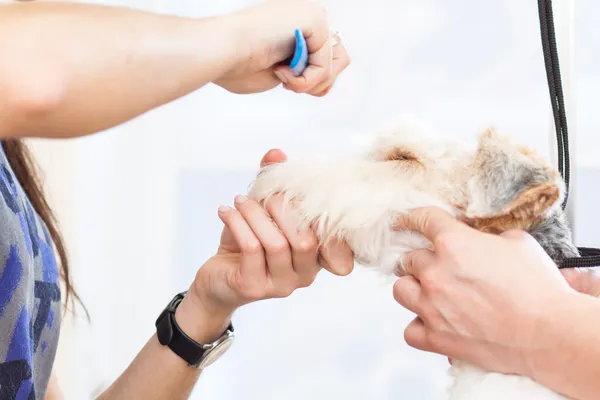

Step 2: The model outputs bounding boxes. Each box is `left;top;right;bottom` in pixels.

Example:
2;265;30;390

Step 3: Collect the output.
289;29;308;77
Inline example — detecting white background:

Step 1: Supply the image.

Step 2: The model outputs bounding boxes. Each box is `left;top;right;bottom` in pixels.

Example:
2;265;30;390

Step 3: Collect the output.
20;0;600;399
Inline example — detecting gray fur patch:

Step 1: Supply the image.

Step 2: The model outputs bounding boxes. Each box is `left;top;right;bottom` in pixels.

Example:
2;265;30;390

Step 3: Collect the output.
529;209;580;263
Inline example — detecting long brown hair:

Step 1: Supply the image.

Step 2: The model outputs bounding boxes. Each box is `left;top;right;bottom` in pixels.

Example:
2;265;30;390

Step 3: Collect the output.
2;138;84;315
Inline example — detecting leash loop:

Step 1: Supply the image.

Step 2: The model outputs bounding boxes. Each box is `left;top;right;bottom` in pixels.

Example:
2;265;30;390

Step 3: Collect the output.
537;0;600;268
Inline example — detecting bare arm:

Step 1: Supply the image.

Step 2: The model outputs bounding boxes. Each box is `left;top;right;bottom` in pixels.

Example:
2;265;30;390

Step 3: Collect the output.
94;293;233;400
0;2;243;139
46;294;231;400
530;291;600;400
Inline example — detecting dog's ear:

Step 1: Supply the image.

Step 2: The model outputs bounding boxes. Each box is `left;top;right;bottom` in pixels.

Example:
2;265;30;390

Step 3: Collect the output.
463;128;565;233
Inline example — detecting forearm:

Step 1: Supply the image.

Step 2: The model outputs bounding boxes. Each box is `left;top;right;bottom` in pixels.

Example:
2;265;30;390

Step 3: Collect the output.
0;2;244;139
97;293;233;400
530;291;600;400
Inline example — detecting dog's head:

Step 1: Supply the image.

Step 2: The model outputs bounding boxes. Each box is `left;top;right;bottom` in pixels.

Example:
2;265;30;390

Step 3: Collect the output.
248;121;577;273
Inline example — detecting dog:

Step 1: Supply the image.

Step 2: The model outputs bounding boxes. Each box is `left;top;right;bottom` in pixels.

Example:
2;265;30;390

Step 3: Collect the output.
247;119;578;400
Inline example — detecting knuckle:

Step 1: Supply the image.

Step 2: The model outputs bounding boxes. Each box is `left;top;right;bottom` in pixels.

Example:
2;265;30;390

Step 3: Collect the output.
420;269;439;293
433;231;455;251
404;328;420;349
242;240;263;255
264;194;283;213
294;235;318;253
404;322;427;349
502;228;529;241
274;284;296;298
320;68;332;81
266;239;290;255
298;273;317;288
288;81;308;93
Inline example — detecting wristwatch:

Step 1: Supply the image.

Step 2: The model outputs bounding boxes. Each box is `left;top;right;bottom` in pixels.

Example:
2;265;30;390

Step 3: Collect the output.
155;291;235;369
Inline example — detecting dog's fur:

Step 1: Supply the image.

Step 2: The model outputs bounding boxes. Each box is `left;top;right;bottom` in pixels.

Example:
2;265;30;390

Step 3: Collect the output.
247;120;578;400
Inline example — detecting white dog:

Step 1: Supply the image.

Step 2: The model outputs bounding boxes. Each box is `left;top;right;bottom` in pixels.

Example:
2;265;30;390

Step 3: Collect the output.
247;120;577;400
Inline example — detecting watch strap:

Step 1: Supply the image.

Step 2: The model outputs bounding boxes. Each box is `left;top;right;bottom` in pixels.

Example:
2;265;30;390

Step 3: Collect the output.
155;291;233;367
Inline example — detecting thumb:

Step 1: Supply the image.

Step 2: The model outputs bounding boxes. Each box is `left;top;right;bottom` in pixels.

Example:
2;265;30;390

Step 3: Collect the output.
217;226;239;255
260;149;287;167
394;207;461;242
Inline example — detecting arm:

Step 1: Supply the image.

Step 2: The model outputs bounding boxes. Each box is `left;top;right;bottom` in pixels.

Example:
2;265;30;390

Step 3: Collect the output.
95;293;233;400
47;150;353;400
529;289;600;400
0;2;242;139
0;1;350;140
46;294;232;400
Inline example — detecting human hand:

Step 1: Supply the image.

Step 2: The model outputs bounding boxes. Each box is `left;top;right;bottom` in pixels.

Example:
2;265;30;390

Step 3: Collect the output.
186;149;354;325
443;267;600;367
391;207;576;377
561;268;600;297
214;0;350;96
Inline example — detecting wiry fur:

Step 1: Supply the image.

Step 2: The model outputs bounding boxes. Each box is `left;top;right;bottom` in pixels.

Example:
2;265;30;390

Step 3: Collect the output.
248;120;578;400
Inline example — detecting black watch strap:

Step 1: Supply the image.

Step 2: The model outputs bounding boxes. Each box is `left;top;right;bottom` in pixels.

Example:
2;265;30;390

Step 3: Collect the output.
155;291;234;367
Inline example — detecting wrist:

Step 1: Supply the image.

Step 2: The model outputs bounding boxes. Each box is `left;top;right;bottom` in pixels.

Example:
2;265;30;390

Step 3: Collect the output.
186;13;248;83
526;289;593;384
174;287;235;344
201;12;253;81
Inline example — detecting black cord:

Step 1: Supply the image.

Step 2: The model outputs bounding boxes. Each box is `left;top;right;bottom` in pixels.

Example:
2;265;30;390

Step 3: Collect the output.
537;0;600;268
537;0;570;208
560;248;600;268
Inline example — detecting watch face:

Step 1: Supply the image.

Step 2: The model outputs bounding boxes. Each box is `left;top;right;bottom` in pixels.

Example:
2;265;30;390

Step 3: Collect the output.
198;337;234;369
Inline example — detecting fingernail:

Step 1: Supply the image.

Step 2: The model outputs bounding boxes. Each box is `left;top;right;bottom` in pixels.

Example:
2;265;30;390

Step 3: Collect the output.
234;194;248;204
318;87;332;96
218;205;232;214
274;70;288;84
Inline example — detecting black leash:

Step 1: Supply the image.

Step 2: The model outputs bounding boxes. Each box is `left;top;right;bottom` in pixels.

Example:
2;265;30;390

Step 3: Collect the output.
537;0;600;268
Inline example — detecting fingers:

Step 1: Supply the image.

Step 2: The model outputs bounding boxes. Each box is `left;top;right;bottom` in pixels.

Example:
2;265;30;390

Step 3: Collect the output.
266;196;321;287
233;195;296;293
274;25;332;93
231;193;324;296
404;317;433;352
260;149;288;167
310;43;350;97
394;207;463;243
393;276;423;314
499;229;529;241
274;33;350;96
561;268;600;297
319;237;354;276
404;317;457;358
258;146;354;278
400;248;435;279
218;205;266;279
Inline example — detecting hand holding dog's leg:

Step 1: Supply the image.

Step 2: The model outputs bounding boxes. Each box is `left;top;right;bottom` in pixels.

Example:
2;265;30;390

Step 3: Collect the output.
259;149;354;276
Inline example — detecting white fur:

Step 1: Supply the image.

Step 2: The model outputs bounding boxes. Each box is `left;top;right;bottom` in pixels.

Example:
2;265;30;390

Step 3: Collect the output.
248;122;567;400
448;362;566;400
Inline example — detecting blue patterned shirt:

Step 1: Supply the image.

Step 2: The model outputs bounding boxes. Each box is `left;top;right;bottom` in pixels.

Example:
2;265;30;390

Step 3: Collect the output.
0;144;62;399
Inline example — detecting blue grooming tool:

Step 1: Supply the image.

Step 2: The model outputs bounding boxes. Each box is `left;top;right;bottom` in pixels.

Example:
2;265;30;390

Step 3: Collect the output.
289;29;308;77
